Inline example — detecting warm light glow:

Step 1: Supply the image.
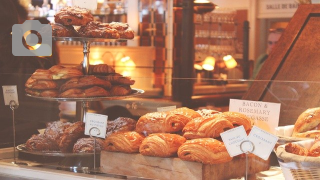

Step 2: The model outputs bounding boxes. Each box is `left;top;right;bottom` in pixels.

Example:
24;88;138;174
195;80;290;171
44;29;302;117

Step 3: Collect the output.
202;56;215;71
97;0;104;3
194;63;203;70
223;55;237;69
116;56;136;73
194;0;211;2
90;59;104;65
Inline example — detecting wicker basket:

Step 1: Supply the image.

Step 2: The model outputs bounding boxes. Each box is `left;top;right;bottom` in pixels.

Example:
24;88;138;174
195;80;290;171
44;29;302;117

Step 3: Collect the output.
275;125;310;145
275;139;320;180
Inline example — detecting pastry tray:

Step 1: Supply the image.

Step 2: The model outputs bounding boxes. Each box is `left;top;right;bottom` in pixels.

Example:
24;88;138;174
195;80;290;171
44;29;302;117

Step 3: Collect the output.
53;36;129;42
26;88;144;102
17;144;99;157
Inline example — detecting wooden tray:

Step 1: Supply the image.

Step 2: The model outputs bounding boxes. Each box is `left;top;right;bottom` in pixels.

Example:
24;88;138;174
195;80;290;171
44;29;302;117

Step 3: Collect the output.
100;151;270;180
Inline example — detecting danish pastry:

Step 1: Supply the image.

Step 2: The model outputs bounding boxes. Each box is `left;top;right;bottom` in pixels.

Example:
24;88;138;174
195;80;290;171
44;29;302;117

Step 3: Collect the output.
25;77;58;90
54;6;93;26
25;88;59;97
105;131;145;153
106;117;137;137
292;107;320;138
178;138;232;164
59;121;85;152
25;134;59;152
182;116;234;139
60;75;111;92
51;23;77;37
73;138;106;153
78;21;120;39
139;133;186;157
44;121;71;145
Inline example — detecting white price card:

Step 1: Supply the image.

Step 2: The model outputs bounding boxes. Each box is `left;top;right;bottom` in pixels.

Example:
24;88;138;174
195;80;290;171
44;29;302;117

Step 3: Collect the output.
229;99;281;134
157;105;176;112
2;86;19;106
72;0;97;11
220;126;248;157
248;126;279;160
85;112;108;138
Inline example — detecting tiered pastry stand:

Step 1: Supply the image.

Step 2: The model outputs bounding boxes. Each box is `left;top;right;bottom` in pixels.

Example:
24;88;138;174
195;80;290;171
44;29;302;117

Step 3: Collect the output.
20;37;144;173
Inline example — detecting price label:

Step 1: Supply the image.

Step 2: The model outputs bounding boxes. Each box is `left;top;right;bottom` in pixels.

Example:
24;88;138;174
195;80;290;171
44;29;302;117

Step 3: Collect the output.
248;126;279;160
2;85;19;106
220;126;248;157
85;112;108;138
72;0;97;11
157;106;176;112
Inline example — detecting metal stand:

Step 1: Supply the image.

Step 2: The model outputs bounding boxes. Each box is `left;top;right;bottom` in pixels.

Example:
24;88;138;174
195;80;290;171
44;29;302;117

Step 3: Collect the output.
89;127;101;171
240;140;255;180
82;41;91;75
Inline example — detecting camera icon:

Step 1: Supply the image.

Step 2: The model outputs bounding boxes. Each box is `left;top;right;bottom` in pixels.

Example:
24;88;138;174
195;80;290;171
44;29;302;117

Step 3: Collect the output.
12;20;52;56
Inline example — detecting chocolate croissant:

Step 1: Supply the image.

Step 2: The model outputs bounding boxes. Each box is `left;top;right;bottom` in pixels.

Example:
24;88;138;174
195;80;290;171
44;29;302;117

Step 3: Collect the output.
73;138;106;153
25;134;60;152
135;107;201;135
139;133;186;157
178;138;232;164
182;116;234;139
59;121;85;153
105;131;145;153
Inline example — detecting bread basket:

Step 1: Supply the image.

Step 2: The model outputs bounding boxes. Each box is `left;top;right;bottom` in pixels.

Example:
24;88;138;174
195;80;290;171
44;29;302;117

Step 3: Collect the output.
275;139;320;180
275;125;310;145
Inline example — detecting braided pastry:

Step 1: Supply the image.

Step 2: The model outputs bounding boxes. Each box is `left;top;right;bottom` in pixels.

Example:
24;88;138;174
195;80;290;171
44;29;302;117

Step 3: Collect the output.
54;6;93;26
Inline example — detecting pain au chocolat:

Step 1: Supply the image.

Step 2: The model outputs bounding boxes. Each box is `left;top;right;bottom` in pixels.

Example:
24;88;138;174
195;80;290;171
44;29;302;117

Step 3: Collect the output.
54;6;93;26
105;131;145;153
139;133;186;157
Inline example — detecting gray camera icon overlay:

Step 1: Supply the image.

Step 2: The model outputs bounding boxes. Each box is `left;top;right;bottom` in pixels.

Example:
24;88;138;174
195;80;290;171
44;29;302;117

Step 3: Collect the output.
12;20;52;56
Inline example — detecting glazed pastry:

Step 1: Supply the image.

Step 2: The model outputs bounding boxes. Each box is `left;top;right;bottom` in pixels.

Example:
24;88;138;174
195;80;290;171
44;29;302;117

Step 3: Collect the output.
25;77;58;90
292;107;320;138
44;121;71;145
51;23;77;37
215;112;252;131
59;121;85;152
110;85;132;96
308;136;320;157
109;22;134;39
78;21;120;39
105;131;145;153
106;117;137;137
139;133;186;157
182;116;234;139
102;73;135;85
196;109;220;119
25;88;59;97
285;143;308;156
169;107;202;120
25;134;59;152
54;6;93;26
60;76;111;92
177;138;232;164
73;138;106;153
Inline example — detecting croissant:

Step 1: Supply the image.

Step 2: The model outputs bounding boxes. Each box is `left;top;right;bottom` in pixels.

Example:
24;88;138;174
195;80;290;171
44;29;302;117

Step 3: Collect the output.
25;77;58;90
308;135;320;157
60;76;111;92
105;131;145;153
215;112;252;131
292;107;320;138
178;138;232;164
285;143;308;156
31;65;83;80
182;116;234;139
196;109;220;119
139;133;186;157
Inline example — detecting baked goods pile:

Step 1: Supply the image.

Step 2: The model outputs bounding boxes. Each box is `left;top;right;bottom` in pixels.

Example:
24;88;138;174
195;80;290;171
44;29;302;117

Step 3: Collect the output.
104;107;253;165
25;117;137;153
291;107;320;138
285;135;320;157
25;64;135;98
52;6;134;39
